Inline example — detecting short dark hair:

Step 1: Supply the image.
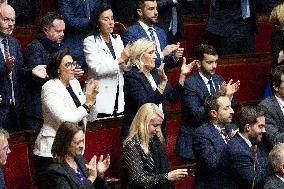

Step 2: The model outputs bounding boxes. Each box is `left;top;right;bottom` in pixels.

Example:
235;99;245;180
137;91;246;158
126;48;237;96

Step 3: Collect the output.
195;44;218;61
51;122;82;163
40;12;63;32
236;105;265;132
270;65;284;92
88;3;112;37
136;0;156;9
204;92;226;119
46;48;71;79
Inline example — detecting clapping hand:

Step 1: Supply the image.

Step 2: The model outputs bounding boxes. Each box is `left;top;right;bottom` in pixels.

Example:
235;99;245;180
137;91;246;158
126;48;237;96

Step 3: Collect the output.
157;63;168;83
180;57;196;76
6;56;15;73
86;155;98;183
97;154;111;178
74;65;85;79
32;65;48;79
173;42;184;61
220;79;240;97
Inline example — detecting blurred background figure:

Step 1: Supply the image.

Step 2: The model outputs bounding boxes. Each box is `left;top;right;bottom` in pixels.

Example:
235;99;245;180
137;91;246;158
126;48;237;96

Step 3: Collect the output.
47;121;110;188
123;103;188;189
84;3;131;120
33;49;99;189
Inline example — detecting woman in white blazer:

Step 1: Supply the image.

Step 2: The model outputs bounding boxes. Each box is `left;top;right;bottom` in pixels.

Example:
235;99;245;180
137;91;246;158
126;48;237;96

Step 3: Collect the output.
84;3;131;121
33;49;99;188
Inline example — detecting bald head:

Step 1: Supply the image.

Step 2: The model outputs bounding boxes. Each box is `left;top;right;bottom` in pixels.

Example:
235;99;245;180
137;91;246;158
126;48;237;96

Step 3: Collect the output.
0;3;15;36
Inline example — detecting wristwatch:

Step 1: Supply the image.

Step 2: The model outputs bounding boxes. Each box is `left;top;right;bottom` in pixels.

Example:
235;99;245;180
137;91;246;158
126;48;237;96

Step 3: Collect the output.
82;103;92;113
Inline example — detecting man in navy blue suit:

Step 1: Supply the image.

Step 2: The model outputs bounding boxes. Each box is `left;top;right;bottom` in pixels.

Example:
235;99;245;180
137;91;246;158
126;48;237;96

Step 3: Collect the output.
0;3;46;131
219;105;268;189
58;0;111;67
193;92;236;189
176;44;240;162
206;0;257;55
121;0;184;69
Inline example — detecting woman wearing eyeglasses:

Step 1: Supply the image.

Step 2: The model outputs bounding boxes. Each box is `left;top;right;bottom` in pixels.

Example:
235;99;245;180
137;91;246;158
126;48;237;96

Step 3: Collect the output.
33;48;99;189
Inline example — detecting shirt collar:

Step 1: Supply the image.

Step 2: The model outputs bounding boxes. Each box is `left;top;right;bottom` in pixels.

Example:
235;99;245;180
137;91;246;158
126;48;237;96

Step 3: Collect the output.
139;21;155;32
199;71;211;85
276;175;284;182
238;132;252;148
275;95;284;108
213;124;222;133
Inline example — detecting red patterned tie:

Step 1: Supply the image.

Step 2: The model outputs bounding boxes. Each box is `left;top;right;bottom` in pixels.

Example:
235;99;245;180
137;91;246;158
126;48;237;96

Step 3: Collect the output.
221;128;230;143
2;38;10;61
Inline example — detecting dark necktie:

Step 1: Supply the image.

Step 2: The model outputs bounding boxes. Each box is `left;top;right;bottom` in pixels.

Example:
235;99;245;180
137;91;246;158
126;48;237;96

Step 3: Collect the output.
2;38;10;61
208;79;215;95
2;38;15;104
221;128;230;143
148;27;161;67
85;0;91;18
171;6;177;35
251;145;257;189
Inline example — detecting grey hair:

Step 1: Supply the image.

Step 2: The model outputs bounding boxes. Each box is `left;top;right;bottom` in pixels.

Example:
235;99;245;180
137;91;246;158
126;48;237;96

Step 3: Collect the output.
268;143;284;172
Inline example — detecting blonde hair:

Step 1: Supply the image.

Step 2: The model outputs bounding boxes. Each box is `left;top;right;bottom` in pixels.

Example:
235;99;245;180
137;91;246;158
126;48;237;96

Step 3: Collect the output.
123;103;164;153
268;143;284;173
270;2;284;27
130;38;155;72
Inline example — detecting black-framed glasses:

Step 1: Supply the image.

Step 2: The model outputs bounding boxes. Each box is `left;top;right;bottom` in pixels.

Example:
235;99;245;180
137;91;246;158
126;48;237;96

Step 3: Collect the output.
64;61;77;68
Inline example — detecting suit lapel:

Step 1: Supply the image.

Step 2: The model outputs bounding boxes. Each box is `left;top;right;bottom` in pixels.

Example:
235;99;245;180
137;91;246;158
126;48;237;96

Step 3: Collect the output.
212;75;222;91
137;22;151;40
195;73;211;97
61;162;82;186
271;96;284;125
208;123;226;146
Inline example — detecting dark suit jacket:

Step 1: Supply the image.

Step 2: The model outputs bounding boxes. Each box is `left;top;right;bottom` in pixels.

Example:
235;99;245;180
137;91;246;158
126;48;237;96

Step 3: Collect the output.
156;0;183;38
23;33;64;131
270;26;284;68
264;174;284;189
175;72;224;159
260;96;284;145
121;22;176;69
207;0;257;37
219;133;268;189
193;122;236;189
47;155;105;189
0;36;30;130
0;168;5;189
122;67;183;140
58;0;105;66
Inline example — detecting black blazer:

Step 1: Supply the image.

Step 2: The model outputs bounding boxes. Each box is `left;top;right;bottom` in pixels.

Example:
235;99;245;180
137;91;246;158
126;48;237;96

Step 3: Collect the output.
122;67;183;140
47;155;105;189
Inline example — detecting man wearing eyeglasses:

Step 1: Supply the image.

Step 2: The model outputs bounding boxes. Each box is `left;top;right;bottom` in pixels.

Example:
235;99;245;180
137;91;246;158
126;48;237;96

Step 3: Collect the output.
0;128;10;188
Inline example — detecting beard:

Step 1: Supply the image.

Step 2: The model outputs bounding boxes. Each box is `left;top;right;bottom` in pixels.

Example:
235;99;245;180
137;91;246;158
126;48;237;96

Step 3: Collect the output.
248;132;262;145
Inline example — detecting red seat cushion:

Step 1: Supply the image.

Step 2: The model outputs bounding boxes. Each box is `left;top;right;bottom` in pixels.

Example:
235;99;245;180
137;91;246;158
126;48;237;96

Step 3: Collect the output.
3;143;34;189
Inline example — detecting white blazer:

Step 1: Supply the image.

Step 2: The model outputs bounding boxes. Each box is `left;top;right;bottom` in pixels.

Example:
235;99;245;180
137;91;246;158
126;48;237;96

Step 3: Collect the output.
33;78;88;157
84;34;130;121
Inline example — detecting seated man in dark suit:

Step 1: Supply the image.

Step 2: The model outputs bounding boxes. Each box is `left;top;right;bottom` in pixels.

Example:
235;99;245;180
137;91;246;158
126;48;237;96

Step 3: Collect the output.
0;3;46;131
260;65;284;145
0;128;10;188
121;0;184;69
264;143;284;189
175;44;240;162
193;92;237;189
219;105;268;189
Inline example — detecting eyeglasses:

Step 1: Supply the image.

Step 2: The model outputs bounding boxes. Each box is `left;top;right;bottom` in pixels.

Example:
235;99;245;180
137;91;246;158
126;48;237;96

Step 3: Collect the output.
64;61;77;68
